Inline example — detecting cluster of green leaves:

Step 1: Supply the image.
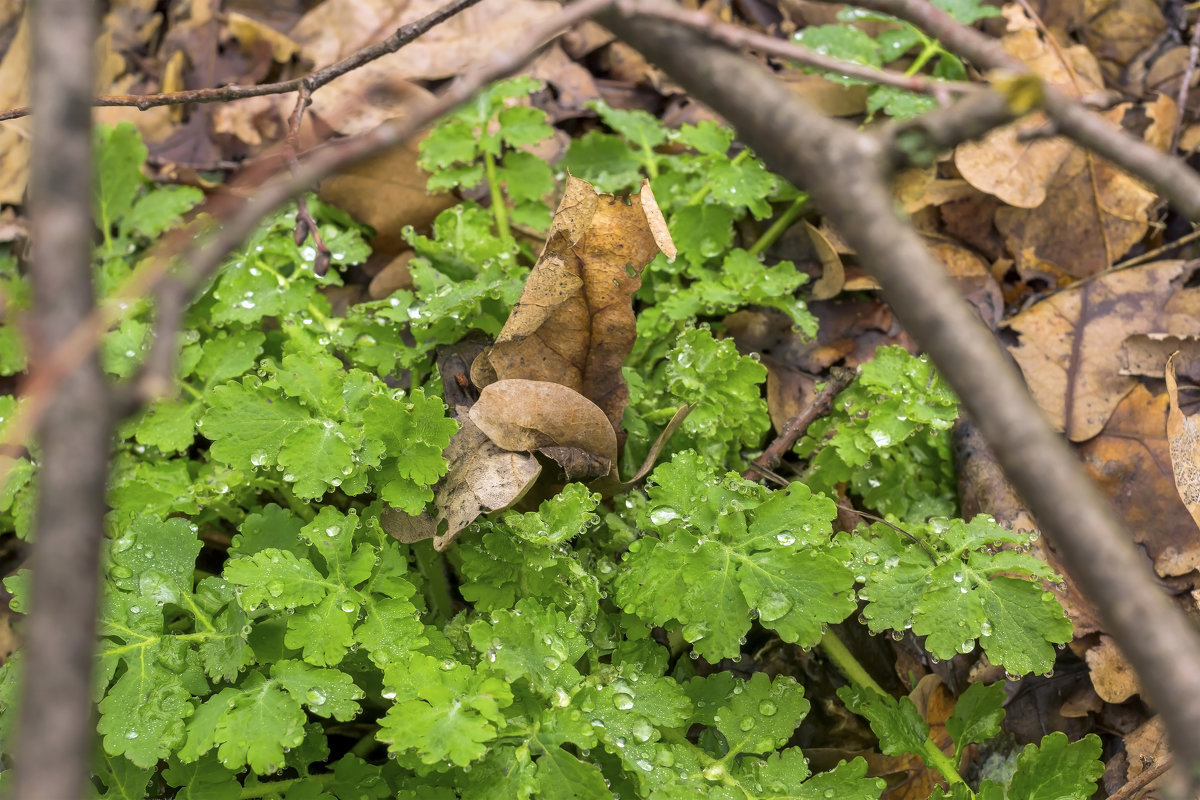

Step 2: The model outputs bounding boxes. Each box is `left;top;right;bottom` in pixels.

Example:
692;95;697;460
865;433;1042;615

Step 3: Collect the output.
793;0;1001;120
0;91;1102;800
797;345;959;521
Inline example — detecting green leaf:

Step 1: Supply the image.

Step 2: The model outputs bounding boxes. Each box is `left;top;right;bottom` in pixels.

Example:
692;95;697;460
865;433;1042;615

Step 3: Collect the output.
843;517;1072;675
124;184;204;239
932;0;1002;23
225;549;328;612
98;659;193;767
714;673;810;756
504;483;600;545
534;747;612;800
563;132;644;193
792;25;883;84
378;652;515;766
162;754;241;800
202;378;308;471
469;598;588;692
587;99;669;151
95;123;148;233
1009;733;1104;800
363;388;457;486
212;670;307;773
837;685;929;757
497;106;555;148
617;452;855;661
270;659;364;720
946;681;1006;759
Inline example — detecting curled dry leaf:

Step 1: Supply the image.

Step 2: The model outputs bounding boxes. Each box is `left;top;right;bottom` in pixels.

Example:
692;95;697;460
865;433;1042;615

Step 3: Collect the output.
1165;353;1200;560
432;408;540;551
1006;260;1200;441
469;379;618;481
472;175;675;431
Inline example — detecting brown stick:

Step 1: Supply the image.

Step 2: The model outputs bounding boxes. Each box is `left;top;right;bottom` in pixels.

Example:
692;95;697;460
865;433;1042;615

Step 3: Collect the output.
596;2;1200;791
10;1;115;799
744;366;856;480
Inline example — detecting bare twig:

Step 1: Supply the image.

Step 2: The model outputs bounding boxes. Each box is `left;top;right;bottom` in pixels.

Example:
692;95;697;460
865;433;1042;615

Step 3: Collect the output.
284;86;332;276
597;2;1200;791
0;0;488;124
743;366;855;480
1171;19;1200;155
836;0;1200;221
11;3;114;800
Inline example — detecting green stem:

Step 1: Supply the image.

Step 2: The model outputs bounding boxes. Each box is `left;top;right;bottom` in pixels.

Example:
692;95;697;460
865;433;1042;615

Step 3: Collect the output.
413;540;455;623
819;628;887;695
348;730;380;759
820;629;969;791
638;132;659;180
905;41;941;76
686;149;752;207
747;195;808;257
483;151;514;250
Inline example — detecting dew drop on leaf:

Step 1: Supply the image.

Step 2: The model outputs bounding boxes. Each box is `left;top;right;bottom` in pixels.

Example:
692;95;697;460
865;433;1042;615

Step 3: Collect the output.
757;592;793;621
612;692;635;711
758;700;777;716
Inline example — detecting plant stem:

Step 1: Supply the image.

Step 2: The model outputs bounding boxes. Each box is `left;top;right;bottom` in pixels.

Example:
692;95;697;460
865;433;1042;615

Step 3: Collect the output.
413;540;455;623
483;150;514;250
240;773;334;799
747;195;808;257
818;628;887;695
276;484;316;522
820;629;969;791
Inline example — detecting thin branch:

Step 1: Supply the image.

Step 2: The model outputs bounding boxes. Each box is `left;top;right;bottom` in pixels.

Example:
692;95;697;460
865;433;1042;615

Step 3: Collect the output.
743;366;855;480
11;2;113;800
1171;19;1200;155
835;0;1200;221
0;0;488;124
596;1;1200;791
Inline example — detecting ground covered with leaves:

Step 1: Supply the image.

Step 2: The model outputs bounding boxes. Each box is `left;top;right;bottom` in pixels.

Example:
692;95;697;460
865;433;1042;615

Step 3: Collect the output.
0;0;1198;798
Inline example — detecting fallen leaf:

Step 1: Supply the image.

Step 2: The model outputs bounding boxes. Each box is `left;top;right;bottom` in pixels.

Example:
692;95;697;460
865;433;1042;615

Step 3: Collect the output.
1084;635;1141;703
1079;384;1200;576
1165;353;1200;570
469;379;618;480
993;106;1158;279
1006;260;1200;441
954;8;1104;209
291;0;560;80
432;408;541;551
1078;0;1166;78
319;127;457;256
804;221;844;300
472;175;675;431
1123;334;1200;381
0;8;30;205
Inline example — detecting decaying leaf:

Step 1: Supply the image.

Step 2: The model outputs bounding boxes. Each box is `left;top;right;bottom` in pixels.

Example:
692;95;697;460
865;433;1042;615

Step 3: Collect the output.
1165;354;1200;562
1084;635;1141;704
1080;384;1200;576
471;175;675;430
432;408;541;550
469;379;617;481
0;9;30;205
1006;260;1200;441
1121;334;1200;381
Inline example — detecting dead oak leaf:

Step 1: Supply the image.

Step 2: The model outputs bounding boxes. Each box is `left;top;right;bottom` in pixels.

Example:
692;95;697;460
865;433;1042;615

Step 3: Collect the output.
472;175;674;431
1006;260;1200;441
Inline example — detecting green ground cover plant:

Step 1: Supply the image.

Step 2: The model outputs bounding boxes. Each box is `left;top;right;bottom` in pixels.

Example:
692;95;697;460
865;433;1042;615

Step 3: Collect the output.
0;77;1097;800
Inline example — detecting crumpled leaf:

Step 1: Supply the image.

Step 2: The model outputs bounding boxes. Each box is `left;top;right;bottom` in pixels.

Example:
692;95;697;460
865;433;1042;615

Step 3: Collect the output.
432;408;540;551
1006;260;1200;441
472;175;675;430
469;379;617;481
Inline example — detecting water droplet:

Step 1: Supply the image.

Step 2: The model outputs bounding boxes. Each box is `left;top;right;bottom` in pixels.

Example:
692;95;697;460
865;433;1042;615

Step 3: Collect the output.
758;700;777;716
612;692;635;711
739;716;755;731
306;688;326;705
776;533;795;546
757;592;793;621
267;580;285;597
649;506;680;526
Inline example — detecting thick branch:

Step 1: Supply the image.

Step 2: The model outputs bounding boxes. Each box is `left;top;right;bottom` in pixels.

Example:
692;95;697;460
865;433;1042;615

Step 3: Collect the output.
596;3;1200;789
11;1;113;800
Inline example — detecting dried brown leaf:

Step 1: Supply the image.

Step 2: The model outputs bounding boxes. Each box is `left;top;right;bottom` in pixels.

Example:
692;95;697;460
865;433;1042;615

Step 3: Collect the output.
472;175;675;430
432;408;541;551
1085;634;1141;703
1006;260;1200;441
468;379;618;475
